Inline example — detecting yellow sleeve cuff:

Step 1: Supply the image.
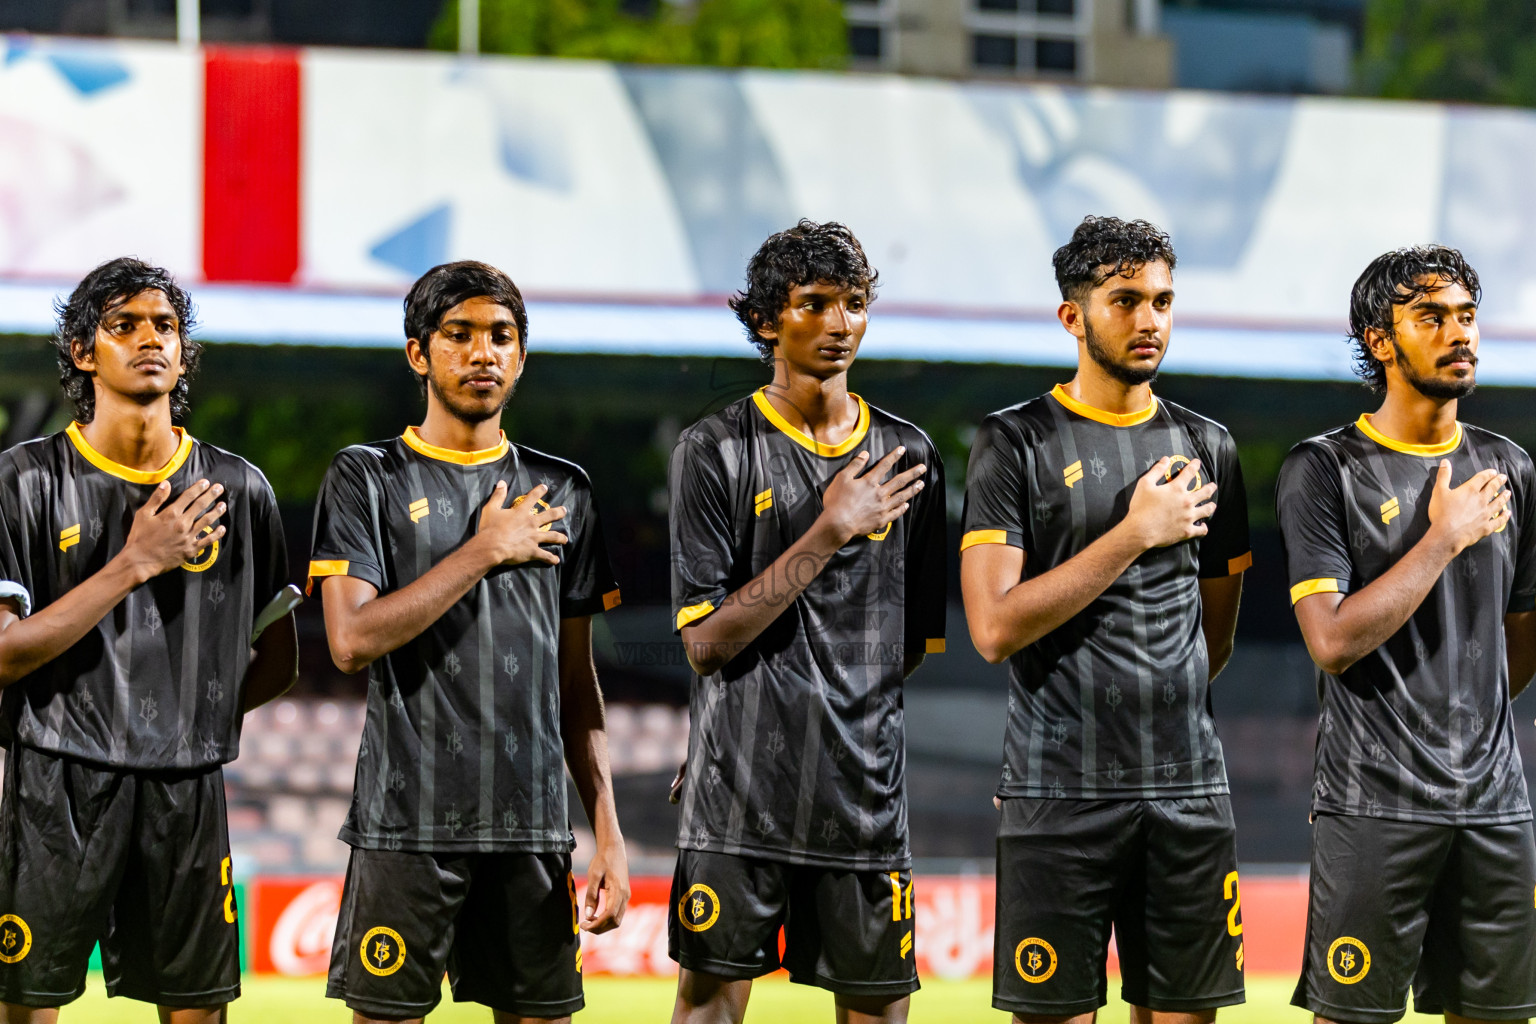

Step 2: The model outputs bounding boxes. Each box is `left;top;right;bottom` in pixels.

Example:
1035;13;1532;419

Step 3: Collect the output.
1227;552;1253;575
676;600;717;631
960;529;1010;552
305;560;350;596
1290;578;1342;605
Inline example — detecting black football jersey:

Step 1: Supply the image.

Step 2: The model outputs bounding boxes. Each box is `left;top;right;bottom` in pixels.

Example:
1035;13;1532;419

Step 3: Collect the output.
669;389;947;870
0;423;289;769
1277;415;1536;825
962;385;1250;800
308;427;620;854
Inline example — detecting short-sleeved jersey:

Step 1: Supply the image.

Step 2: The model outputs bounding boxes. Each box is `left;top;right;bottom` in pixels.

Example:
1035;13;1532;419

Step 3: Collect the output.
0;423;288;770
308;427;620;854
1276;416;1536;826
961;385;1251;801
669;389;947;870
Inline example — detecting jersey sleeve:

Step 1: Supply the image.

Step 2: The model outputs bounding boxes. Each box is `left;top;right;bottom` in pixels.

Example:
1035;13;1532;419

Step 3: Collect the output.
0;460;30;618
960;414;1028;554
1276;442;1354;605
1198;429;1252;578
307;450;385;596
905;434;949;656
558;472;621;619
247;468;291;610
669;431;735;634
1508;450;1536;614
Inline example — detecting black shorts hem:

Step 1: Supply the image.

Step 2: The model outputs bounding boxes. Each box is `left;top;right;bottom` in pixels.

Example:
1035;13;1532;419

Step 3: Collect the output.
326;984;441;1019
1291;993;1406;1024
673;952;778;981
1123;987;1245;1012
454;989;585;1017
104;982;241;1007
0;986;85;1009
787;971;919;998
993;994;1105;1016
1414;1000;1536;1020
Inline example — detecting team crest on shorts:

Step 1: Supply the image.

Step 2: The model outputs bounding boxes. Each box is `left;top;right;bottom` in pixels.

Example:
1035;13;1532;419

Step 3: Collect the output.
0;916;30;964
1327;936;1371;984
360;926;407;977
1014;937;1057;983
678;884;721;933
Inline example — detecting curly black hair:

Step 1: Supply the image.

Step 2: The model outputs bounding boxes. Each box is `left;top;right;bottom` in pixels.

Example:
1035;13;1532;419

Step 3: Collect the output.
1348;246;1482;393
729;220;879;361
404;261;528;395
1052;216;1177;304
53;258;200;424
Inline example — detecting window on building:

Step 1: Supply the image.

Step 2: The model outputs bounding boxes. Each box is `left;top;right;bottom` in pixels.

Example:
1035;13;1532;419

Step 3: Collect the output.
973;33;1019;68
976;0;1021;11
849;24;883;59
1035;36;1076;70
1036;0;1074;15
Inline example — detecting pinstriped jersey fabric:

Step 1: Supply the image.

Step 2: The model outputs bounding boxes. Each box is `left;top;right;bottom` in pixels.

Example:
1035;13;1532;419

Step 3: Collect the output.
0;429;288;769
668;391;947;870
961;390;1250;801
1277;419;1536;825
308;435;619;854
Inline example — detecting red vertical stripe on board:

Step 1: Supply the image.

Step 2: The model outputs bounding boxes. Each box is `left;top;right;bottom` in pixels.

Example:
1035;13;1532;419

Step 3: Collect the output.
202;46;301;283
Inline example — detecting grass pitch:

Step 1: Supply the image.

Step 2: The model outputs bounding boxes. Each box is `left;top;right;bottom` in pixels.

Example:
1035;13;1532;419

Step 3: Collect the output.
65;975;1316;1023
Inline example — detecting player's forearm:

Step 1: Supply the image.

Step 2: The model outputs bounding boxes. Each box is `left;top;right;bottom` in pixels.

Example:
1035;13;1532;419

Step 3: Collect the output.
1302;528;1458;675
0;556;146;687
1505;612;1536;699
1198;575;1243;683
242;612;298;712
971;523;1147;664
560;680;623;845
681;515;846;676
328;538;497;673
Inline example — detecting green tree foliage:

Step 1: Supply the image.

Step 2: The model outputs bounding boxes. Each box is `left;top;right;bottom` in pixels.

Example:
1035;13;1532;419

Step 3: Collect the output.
1359;0;1536;105
429;0;848;70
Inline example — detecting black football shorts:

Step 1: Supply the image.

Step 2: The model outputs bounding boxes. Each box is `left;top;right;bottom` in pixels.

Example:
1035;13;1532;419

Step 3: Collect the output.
0;743;240;1008
1292;813;1536;1023
326;846;582;1019
993;795;1245;1016
668;848;919;998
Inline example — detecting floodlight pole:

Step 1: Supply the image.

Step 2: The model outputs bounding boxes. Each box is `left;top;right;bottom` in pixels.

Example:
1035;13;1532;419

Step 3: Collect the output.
459;0;480;54
177;0;200;47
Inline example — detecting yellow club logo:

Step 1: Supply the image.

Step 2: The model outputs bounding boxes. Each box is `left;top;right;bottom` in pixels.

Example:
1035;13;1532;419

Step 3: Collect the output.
1015;937;1057;983
0;915;31;964
409;497;430;523
181;526;220;573
1327;936;1370;984
59;524;81;553
678;883;721;933
360;926;406;977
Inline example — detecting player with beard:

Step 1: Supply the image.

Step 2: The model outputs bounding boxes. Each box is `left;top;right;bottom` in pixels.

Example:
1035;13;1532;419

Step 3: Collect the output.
309;261;628;1023
0;257;296;1021
1279;246;1536;1024
667;221;946;1023
961;216;1251;1022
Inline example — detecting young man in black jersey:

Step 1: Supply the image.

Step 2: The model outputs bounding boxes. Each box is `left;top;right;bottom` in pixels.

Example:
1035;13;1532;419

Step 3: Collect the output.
666;220;946;1024
961;216;1251;1023
1278;246;1536;1024
0;258;298;1022
309;260;628;1023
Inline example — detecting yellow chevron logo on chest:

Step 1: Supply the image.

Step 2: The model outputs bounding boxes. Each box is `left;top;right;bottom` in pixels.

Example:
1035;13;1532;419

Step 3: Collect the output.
754;488;773;516
59;523;80;552
1380;496;1400;525
1063;461;1084;488
409;497;430;523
